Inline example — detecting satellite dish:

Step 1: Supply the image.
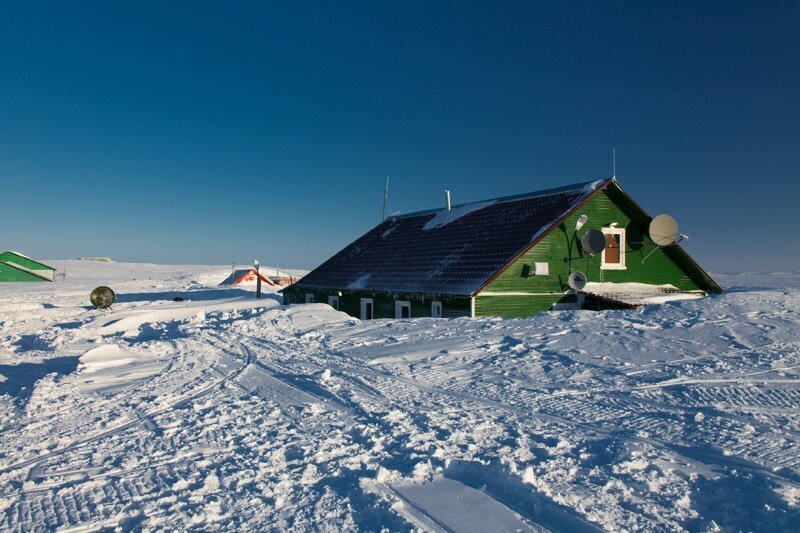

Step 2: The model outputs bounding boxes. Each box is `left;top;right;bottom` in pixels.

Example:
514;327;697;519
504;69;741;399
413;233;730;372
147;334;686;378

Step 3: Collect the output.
649;214;679;246
581;229;606;255
575;214;588;231
90;286;115;309
568;271;587;291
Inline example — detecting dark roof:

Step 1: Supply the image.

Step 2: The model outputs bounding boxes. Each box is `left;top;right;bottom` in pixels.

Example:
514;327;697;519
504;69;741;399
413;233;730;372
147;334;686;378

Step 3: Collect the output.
293;178;610;296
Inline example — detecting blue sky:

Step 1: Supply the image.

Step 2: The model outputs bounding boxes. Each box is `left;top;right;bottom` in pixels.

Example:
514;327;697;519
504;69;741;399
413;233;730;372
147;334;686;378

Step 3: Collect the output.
1;1;798;271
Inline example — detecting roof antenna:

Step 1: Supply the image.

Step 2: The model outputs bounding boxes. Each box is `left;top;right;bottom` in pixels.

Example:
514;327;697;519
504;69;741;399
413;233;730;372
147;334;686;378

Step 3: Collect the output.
612;147;616;179
382;176;389;222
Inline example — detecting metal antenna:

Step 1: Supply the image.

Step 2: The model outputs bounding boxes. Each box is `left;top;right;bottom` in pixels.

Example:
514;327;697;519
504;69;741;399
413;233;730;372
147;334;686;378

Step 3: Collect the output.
382;176;389;222
612;147;616;179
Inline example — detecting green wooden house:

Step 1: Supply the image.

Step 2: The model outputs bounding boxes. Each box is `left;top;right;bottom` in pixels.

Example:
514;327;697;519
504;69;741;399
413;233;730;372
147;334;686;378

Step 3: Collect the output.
0;251;56;282
282;178;721;319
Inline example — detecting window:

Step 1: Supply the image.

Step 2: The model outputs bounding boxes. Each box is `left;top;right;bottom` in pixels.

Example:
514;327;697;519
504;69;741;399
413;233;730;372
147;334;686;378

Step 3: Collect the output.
431;301;442;318
395;300;411;319
328;295;339;310
360;298;374;320
305;293;315;303
601;228;626;270
285;294;296;304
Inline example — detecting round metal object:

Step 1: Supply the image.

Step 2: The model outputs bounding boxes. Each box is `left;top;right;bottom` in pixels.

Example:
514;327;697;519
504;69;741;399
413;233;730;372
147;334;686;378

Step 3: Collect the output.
568;271;587;291
649;214;679;246
581;229;606;255
90;286;115;309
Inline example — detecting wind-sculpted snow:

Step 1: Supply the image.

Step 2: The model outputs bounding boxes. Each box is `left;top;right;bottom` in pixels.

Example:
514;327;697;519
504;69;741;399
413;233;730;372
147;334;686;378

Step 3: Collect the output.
0;263;799;530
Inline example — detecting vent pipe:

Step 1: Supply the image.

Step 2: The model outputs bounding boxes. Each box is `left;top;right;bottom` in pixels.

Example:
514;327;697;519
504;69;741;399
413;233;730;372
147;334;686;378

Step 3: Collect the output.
445;188;451;212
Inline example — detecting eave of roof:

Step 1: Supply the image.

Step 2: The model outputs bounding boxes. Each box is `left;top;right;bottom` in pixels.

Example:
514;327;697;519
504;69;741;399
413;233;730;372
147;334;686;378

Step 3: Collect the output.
605;181;723;294
1;251;55;272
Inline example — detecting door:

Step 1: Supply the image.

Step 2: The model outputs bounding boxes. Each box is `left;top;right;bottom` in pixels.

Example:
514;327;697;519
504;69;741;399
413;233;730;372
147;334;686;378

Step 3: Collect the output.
431;301;442;318
305;293;315;303
395;300;411;319
360;298;373;320
328;295;339;310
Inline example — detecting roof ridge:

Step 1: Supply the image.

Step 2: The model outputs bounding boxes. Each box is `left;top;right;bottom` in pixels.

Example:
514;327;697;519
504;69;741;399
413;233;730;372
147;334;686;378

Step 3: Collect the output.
395;178;609;220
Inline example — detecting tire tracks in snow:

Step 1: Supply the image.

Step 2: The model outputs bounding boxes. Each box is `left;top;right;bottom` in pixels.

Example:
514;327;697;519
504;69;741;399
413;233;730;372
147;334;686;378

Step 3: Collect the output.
253;311;800;492
0;335;252;475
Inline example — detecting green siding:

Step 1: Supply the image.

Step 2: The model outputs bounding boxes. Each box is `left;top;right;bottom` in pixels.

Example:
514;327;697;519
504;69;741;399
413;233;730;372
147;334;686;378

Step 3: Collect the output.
476;187;714;317
475;293;579;318
282;287;471;319
0;263;49;282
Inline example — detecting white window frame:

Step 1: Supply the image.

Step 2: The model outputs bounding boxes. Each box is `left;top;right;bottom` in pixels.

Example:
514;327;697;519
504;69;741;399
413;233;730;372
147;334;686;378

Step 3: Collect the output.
395;300;411;319
360;298;374;320
431;300;442;318
601;227;626;270
305;293;315;303
328;295;339;310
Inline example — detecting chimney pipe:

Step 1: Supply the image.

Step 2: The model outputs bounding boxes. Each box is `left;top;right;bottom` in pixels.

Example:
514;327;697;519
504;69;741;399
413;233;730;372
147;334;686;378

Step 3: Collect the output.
445;188;451;212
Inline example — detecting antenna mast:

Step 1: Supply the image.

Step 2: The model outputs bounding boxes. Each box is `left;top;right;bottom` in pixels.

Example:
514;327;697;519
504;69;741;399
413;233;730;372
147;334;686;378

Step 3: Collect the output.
612;147;616;179
382;176;389;222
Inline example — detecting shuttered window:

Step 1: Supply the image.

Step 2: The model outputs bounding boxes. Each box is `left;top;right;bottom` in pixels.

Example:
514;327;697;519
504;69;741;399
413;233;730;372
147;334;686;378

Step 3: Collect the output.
605;234;620;263
601;228;626;270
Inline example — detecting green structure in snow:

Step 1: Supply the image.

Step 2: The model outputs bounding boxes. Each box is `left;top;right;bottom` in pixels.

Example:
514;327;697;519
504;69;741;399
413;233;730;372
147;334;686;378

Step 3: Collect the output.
0;251;56;282
282;178;721;319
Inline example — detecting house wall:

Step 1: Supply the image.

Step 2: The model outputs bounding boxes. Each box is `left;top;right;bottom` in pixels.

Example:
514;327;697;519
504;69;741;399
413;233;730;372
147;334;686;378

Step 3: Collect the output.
0;252;54;281
476;187;711;317
281;287;471;319
0;264;48;282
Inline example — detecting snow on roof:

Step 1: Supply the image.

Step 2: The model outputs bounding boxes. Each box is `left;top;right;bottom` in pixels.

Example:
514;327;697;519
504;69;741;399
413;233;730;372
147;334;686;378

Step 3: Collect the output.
422;200;496;230
219;269;275;286
1;250;55;271
294;178;611;296
580;281;705;307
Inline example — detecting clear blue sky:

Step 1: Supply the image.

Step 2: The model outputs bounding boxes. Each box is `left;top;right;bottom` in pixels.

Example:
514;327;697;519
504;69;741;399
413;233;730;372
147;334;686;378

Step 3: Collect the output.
1;1;798;272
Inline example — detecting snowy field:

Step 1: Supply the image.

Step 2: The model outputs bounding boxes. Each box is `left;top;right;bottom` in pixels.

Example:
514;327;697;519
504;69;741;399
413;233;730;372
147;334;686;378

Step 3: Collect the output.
1;261;799;531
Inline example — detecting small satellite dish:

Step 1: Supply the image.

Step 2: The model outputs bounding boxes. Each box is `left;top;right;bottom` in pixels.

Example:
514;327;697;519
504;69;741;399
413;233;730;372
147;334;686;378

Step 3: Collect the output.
649;214;679;246
581;229;606;255
575;214;588;231
90;286;115;309
568;271;587;291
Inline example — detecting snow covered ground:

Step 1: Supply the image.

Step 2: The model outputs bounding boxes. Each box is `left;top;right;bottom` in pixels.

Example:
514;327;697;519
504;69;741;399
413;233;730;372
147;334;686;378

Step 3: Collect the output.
1;262;798;531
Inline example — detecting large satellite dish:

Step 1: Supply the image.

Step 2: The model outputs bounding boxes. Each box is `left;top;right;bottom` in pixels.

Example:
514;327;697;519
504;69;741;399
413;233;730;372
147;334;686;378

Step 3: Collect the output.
581;229;606;255
649;214;679;246
90;286;115;309
568;271;587;291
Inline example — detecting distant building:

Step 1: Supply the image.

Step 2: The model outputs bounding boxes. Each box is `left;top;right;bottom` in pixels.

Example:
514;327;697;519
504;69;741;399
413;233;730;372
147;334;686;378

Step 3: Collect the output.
219;268;276;287
0;251;56;282
281;178;721;319
268;275;298;287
